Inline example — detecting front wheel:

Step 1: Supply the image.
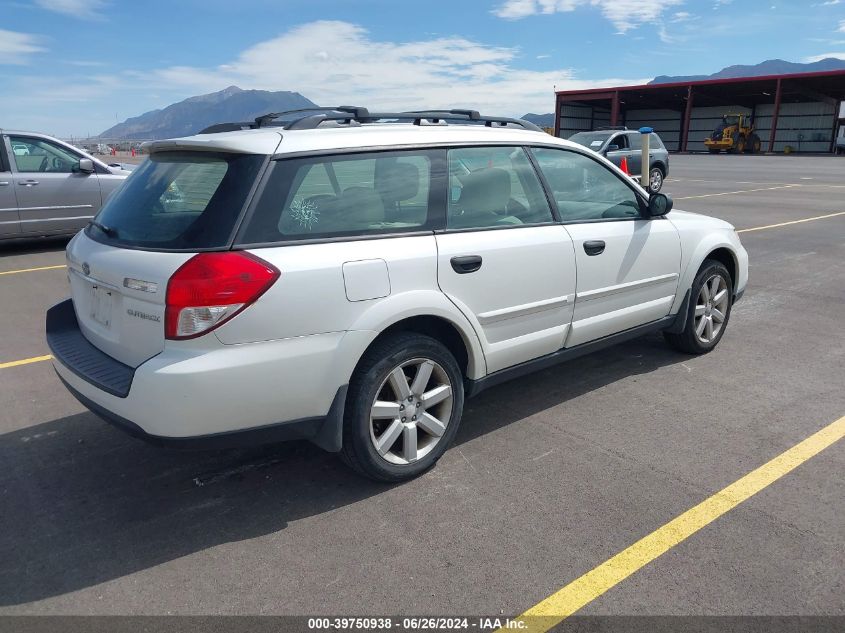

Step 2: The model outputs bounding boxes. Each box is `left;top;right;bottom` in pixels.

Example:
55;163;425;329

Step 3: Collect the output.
664;260;733;354
648;167;664;193
340;333;464;482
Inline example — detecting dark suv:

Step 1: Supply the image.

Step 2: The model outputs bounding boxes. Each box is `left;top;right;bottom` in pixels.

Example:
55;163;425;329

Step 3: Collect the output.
569;128;669;193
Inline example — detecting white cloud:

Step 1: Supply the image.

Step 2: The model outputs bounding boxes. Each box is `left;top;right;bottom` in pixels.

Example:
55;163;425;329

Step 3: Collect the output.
33;0;107;20
657;26;678;44
139;21;645;116
4;21;651;135
0;29;46;64
839;19;845;32
493;0;682;32
803;51;845;61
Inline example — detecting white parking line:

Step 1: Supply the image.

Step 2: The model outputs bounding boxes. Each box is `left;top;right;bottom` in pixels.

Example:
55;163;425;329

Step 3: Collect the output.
675;185;799;200
737;212;845;234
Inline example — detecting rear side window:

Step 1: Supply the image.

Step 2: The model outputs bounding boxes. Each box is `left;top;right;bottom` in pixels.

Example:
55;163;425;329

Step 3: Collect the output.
239;150;436;243
447;146;552;229
88;151;264;250
629;133;665;150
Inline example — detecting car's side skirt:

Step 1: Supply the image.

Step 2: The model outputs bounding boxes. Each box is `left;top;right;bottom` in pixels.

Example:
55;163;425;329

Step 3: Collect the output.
465;314;677;398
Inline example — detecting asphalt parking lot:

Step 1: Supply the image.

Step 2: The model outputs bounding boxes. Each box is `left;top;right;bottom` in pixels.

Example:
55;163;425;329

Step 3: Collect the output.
0;154;843;621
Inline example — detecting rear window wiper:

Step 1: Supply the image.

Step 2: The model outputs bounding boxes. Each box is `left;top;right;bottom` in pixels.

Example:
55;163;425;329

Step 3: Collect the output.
89;220;118;237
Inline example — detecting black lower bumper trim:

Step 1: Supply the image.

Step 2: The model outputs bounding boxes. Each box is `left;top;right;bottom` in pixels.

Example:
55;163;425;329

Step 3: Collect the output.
57;372;348;451
46;298;135;398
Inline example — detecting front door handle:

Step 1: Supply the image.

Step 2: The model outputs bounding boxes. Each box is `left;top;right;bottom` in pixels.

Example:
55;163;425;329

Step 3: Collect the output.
19;180;39;186
0;182;9;186
451;255;483;274
583;240;606;256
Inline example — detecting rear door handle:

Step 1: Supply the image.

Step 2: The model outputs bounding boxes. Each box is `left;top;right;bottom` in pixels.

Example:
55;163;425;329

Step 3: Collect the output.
0;182;9;186
19;180;39;186
583;240;605;256
451;255;483;274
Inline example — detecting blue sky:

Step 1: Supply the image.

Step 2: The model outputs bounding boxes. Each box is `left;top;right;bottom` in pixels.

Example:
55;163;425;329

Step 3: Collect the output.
2;0;844;137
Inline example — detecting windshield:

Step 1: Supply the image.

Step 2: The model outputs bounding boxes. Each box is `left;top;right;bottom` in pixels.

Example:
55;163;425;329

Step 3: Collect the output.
87;151;265;250
568;132;614;150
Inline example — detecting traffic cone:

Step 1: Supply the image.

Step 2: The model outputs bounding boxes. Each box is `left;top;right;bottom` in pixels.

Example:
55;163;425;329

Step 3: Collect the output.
620;156;629;175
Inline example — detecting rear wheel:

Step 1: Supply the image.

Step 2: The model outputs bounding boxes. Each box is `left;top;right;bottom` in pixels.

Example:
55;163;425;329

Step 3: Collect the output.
664;260;733;354
340;333;464;482
746;134;761;154
648;166;664;193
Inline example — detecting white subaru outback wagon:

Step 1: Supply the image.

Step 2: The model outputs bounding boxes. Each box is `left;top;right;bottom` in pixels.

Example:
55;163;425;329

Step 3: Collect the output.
47;107;748;481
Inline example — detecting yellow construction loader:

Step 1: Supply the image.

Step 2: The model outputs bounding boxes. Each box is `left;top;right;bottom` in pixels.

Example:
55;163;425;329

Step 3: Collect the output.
704;113;762;154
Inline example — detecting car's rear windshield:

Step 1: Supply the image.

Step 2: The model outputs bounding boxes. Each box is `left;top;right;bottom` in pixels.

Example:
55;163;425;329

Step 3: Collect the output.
87;151;265;250
568;132;613;149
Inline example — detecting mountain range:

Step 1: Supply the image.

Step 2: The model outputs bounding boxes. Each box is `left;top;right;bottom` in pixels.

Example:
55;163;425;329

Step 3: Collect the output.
649;57;845;84
99;86;317;139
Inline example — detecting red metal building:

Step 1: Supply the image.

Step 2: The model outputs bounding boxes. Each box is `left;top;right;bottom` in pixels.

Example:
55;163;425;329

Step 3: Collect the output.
554;70;845;153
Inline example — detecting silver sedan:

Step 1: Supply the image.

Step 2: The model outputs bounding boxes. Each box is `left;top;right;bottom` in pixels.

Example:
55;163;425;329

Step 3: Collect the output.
1;131;130;241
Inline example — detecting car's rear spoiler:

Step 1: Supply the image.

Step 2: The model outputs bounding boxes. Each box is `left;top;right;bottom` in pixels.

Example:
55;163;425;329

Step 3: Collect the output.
141;131;283;156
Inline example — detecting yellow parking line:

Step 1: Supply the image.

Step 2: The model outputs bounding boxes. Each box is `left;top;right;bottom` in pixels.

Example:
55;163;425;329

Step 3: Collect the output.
0;355;52;370
675;184;799;200
737;211;845;234
0;264;66;276
511;414;845;633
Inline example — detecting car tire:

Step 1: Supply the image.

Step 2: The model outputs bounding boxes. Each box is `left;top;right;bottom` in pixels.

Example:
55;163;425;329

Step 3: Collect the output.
648;166;664;193
664;260;733;355
340;332;465;482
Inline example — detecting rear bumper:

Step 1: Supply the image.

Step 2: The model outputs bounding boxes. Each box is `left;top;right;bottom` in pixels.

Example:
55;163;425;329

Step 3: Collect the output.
47;298;362;451
46;299;134;398
56;370;346;451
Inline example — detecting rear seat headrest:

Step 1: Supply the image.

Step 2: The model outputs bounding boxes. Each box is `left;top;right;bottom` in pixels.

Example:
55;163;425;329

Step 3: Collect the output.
457;167;511;215
376;162;420;205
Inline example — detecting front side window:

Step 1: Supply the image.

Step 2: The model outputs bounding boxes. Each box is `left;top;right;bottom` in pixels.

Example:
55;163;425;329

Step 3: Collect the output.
239;150;434;243
608;134;628;151
9;136;79;173
531;148;642;222
447;146;552;229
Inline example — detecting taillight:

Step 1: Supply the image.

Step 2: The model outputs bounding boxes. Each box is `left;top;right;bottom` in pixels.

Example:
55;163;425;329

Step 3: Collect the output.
165;252;280;340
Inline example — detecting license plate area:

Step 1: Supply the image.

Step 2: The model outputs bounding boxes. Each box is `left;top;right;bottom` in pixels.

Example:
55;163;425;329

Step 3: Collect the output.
90;284;113;328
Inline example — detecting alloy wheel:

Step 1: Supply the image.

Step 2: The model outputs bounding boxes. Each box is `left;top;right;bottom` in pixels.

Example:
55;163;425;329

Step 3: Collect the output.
649;168;663;192
694;274;729;344
369;358;454;465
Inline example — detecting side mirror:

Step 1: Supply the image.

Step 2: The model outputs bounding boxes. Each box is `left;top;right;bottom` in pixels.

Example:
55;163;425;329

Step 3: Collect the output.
647;192;673;217
75;158;95;174
606;144;620;152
